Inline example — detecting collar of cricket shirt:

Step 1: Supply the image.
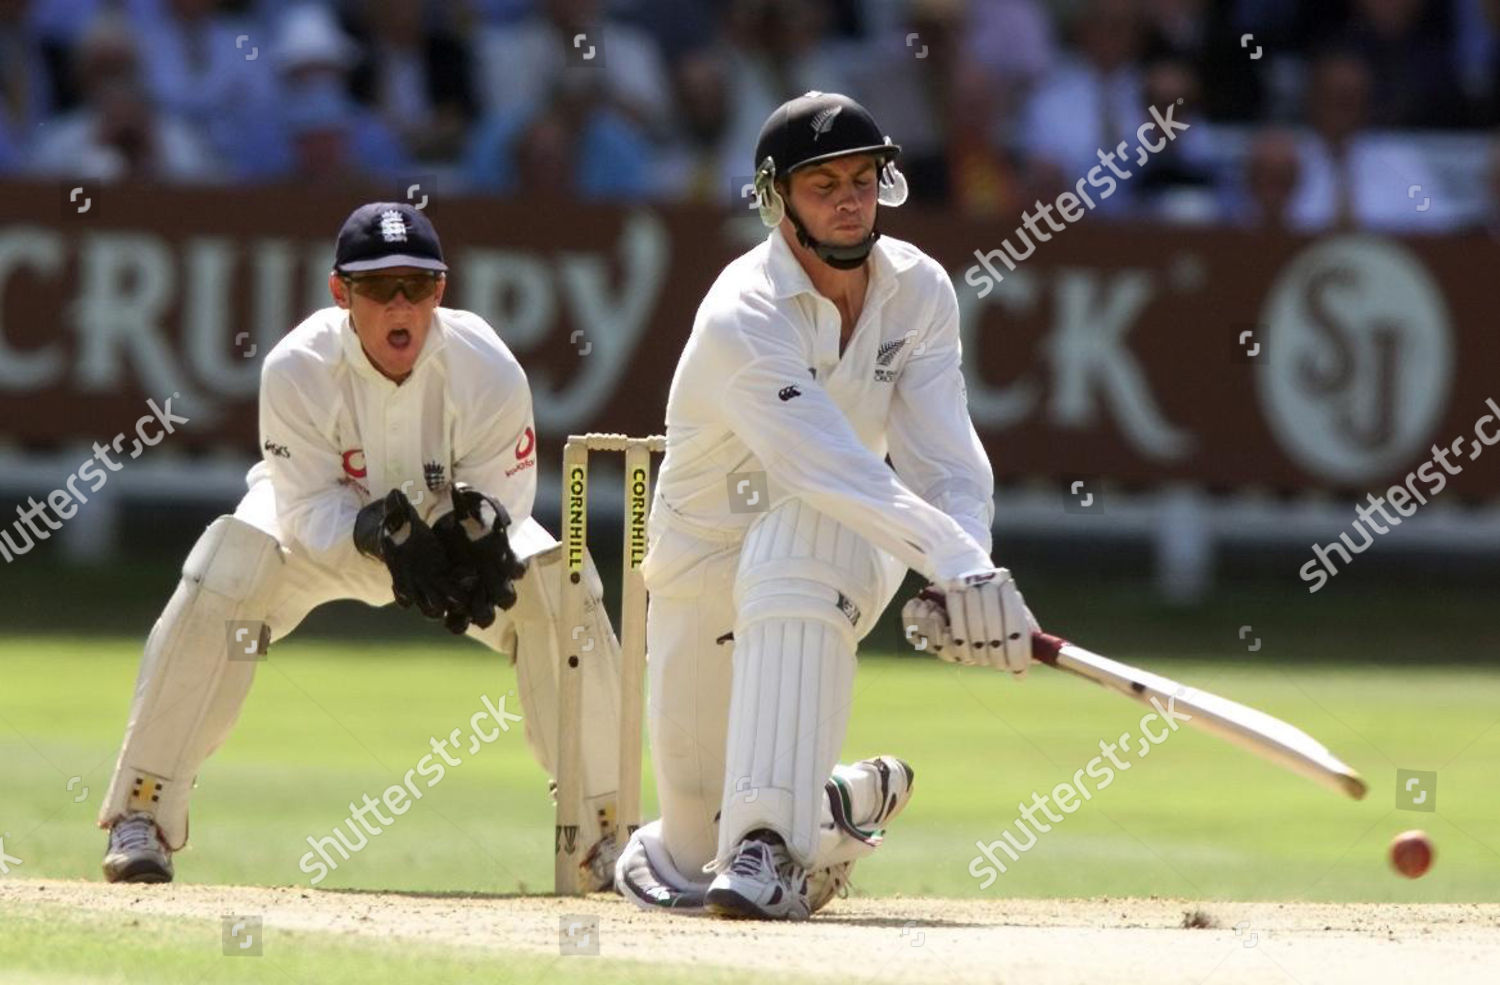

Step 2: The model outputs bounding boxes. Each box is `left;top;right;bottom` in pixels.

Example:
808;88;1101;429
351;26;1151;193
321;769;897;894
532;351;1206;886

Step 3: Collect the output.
766;231;911;369
764;228;913;307
338;308;446;387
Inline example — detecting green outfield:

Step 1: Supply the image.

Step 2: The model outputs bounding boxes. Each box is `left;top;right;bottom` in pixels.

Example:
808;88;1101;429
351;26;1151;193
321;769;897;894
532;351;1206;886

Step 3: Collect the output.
3;631;1495;902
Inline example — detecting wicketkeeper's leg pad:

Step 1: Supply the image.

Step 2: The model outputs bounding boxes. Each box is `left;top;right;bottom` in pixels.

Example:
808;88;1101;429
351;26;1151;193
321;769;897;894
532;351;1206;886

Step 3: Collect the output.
472;541;622;848
98;516;283;848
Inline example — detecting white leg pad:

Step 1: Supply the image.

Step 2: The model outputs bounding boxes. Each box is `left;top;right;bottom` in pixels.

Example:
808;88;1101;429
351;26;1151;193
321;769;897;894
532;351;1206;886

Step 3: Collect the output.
474;541;622;847
734;498;890;642
716;614;855;870
99;516;283;848
714;498;891;870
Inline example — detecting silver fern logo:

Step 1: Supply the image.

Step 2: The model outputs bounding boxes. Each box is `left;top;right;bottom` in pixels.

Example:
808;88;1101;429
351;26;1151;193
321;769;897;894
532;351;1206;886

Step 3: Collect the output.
810;106;842;140
876;337;908;367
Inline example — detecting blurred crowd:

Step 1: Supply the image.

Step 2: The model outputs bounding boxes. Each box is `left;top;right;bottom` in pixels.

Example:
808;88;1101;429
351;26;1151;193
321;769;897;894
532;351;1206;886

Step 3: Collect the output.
4;0;1500;232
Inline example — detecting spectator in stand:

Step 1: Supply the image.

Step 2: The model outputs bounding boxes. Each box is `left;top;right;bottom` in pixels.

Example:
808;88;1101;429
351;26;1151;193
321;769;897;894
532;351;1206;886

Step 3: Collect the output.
463;75;656;199
1471;133;1500;237
717;0;852;183
344;0;478;164
1284;49;1450;232
1141;0;1208;60
1133;56;1219;222
126;0;280;176
650;47;736;203
24;0;108;114
965;0;1056;92
26;11;222;183
615;0;721;65
1;0;56;165
1333;0;1466;128
280;76;378;186
933;0;1054;217
846;0;967;205
1451;0;1498;125
1231;128;1302;231
475;0;673;138
247;4;411;183
464;0;533;28
1019;0;1147;215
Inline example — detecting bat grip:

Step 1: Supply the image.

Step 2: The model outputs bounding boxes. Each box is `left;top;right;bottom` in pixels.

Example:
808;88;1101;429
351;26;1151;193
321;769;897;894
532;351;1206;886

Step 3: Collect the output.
1030;632;1067;666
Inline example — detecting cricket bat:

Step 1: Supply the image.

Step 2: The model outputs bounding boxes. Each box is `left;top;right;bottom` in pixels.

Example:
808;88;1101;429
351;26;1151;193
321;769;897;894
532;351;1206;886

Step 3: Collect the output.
1030;633;1368;800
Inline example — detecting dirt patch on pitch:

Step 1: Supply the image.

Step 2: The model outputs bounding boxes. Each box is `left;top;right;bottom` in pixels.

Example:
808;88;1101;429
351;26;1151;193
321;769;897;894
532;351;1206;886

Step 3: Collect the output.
5;879;1498;984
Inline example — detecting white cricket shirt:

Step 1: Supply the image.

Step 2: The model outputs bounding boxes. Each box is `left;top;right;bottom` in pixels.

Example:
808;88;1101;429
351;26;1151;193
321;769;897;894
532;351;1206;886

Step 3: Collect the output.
252;305;549;568
651;230;995;584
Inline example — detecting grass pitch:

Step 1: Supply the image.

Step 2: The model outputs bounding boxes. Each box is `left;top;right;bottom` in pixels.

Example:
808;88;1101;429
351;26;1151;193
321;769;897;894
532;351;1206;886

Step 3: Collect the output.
3;634;1496;902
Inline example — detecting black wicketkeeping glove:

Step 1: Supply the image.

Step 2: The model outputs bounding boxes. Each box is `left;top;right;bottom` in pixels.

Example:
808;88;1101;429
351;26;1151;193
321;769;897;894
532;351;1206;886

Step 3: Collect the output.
433;483;529;634
354;488;457;620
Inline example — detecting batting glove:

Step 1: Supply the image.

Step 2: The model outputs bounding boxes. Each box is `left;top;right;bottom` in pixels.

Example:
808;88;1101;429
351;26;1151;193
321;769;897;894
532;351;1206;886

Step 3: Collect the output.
901;586;950;657
931;567;1036;678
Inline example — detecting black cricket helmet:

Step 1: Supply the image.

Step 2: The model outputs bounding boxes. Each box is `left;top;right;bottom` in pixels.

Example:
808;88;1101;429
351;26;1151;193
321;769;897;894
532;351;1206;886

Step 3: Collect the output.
752;91;908;268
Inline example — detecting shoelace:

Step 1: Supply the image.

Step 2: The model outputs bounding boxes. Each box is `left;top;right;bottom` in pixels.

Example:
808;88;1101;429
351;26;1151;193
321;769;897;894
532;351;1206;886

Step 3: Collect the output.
112;816;160;853
729;842;774;878
758;841;808;892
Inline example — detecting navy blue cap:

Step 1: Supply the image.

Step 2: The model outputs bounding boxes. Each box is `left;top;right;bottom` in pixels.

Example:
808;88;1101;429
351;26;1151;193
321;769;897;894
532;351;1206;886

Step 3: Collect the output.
334;202;447;274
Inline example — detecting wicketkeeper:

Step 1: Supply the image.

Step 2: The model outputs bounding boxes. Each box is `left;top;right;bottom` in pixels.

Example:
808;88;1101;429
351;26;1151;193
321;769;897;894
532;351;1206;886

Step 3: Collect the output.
615;92;1038;919
98;202;624;890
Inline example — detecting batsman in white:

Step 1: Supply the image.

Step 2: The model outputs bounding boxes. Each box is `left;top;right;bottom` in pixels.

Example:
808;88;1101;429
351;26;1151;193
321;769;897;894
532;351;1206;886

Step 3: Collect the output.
98;202;625;890
615;92;1038;920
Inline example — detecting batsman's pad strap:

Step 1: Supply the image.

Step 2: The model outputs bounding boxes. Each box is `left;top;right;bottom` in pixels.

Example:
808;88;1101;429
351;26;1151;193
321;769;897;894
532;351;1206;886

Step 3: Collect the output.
734;497;890;641
736;576;860;648
826;774;884;848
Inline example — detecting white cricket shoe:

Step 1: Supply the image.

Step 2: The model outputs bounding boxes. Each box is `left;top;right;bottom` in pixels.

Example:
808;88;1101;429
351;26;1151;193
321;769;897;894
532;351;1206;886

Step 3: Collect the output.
807;755;915;913
705;831;810;921
102;811;174;884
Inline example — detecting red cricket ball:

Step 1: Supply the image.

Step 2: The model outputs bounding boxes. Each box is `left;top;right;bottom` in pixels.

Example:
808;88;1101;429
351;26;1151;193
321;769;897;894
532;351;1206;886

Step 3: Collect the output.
1389;829;1434;879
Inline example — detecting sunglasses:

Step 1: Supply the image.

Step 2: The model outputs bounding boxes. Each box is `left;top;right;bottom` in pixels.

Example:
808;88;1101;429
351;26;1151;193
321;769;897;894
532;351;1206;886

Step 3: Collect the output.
341;272;441;303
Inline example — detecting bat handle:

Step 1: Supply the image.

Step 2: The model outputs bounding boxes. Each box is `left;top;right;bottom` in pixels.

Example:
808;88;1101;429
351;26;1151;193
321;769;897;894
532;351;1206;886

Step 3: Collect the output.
1030;632;1067;666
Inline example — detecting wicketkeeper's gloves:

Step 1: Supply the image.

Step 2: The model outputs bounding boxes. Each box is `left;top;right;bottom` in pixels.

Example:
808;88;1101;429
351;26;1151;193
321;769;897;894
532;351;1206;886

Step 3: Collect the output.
432;483;528;634
354;488;457;620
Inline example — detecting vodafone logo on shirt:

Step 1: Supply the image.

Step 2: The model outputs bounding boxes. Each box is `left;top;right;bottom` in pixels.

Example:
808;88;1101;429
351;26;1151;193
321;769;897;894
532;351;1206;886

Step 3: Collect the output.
507;427;537;477
342;449;367;478
515;427;535;460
